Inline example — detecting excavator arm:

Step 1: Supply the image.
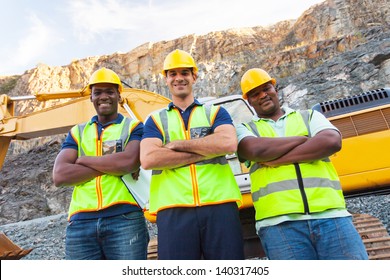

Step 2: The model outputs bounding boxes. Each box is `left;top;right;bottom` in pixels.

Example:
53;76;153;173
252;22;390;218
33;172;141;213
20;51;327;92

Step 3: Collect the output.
0;88;171;170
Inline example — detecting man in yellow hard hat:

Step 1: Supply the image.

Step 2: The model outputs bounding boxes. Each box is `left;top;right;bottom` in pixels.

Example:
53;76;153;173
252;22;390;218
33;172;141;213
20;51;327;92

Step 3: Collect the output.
140;49;244;260
236;68;368;260
53;67;149;260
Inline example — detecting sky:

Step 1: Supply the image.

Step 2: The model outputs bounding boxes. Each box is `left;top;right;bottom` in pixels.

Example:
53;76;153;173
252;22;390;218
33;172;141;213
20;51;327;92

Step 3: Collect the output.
0;0;324;76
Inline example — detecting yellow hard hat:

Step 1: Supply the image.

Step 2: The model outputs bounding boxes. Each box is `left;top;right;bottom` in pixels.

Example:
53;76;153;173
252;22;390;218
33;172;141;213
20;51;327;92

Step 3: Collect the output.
240;68;276;99
161;49;198;76
88;67;123;93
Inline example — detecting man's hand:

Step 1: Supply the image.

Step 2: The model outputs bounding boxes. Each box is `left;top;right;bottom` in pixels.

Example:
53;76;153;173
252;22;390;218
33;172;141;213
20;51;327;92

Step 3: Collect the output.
131;169;140;180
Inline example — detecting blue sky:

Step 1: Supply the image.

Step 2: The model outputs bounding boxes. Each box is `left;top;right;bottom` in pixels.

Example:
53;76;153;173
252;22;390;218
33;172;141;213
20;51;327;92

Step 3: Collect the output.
0;0;324;76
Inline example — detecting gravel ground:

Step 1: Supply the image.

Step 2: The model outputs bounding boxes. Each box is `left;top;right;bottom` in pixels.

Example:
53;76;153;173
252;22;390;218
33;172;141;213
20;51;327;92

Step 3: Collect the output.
0;214;158;260
0;194;389;260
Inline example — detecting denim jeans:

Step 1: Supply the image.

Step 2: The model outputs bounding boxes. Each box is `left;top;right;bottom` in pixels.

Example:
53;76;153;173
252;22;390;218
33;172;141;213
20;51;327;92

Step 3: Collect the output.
65;211;149;260
257;216;368;260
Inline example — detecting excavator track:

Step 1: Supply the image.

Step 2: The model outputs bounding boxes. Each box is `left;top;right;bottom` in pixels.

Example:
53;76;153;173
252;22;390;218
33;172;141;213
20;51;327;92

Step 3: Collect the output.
147;238;158;260
352;213;390;260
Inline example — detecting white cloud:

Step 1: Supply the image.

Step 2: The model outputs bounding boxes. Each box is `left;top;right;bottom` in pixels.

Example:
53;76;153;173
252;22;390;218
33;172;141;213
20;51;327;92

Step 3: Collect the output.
67;0;323;47
14;14;51;65
0;0;324;76
9;12;63;72
68;0;154;43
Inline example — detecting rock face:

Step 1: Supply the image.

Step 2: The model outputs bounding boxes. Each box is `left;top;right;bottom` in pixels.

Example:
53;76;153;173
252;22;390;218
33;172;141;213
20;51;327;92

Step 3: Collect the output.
1;0;390;225
0;137;69;224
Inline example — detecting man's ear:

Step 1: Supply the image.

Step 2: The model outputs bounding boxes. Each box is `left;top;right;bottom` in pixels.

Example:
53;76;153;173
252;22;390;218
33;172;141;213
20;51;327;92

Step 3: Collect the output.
192;72;198;82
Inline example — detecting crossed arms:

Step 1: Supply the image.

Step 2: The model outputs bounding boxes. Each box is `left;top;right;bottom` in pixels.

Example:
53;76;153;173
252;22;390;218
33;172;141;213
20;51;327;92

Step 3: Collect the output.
52;140;141;187
140;124;237;170
238;129;341;167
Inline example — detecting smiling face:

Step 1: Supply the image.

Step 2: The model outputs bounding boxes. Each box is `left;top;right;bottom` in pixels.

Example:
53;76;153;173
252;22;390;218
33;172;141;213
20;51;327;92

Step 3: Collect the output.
165;67;197;100
90;83;120;123
246;82;282;120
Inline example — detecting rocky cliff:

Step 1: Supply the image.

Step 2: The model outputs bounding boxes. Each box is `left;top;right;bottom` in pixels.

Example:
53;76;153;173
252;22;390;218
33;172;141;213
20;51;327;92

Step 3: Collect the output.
1;0;390;224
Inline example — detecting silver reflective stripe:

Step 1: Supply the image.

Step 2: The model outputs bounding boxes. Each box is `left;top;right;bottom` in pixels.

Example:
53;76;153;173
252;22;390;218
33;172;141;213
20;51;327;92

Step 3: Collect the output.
204;104;212;125
251;177;342;201
120;118;131;144
196;156;228;165
78;123;88;157
151;156;227;177
159;110;170;143
152;170;162;175
247;122;260;137
245;122;261;173
300;110;311;137
249;162;262;173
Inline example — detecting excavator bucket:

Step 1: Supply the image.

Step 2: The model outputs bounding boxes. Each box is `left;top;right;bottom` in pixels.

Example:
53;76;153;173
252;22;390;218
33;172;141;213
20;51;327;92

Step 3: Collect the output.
0;232;33;260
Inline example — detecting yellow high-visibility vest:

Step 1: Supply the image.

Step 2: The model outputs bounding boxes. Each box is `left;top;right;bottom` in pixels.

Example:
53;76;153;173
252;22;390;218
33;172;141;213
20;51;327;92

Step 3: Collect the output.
68;117;140;220
149;104;242;215
244;110;345;221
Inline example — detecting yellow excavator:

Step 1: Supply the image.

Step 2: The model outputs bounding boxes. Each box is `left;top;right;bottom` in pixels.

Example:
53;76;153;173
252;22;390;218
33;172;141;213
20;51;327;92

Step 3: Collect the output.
1;86;389;260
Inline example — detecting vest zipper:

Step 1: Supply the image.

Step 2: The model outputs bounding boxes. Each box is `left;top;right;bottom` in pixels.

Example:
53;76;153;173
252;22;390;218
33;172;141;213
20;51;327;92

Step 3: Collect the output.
293;163;310;214
180;108;200;206
96;125;103;209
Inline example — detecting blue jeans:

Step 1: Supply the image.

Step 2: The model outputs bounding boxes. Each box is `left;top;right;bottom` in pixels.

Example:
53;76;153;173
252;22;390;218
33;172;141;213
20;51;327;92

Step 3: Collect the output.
65;211;149;260
257;217;368;260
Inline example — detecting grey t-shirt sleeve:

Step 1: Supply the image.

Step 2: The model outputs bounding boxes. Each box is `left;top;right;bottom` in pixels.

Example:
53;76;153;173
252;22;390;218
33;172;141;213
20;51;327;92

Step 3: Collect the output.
235;122;256;143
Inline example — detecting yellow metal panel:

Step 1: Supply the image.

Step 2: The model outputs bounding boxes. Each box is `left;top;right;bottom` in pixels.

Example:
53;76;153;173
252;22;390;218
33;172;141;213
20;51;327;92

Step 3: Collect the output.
0;137;11;170
241;193;254;209
331;130;390;175
144;211;156;223
338;168;390;194
120;88;171;121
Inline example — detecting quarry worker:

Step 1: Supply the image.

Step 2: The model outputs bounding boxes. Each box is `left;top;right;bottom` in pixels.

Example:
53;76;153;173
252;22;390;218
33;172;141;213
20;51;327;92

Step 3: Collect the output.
52;67;149;260
140;49;244;260
235;68;368;260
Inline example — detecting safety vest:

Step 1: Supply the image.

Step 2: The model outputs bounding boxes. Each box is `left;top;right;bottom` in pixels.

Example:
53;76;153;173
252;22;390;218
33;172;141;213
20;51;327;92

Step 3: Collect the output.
68;117;140;220
149;104;242;215
244;110;346;221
